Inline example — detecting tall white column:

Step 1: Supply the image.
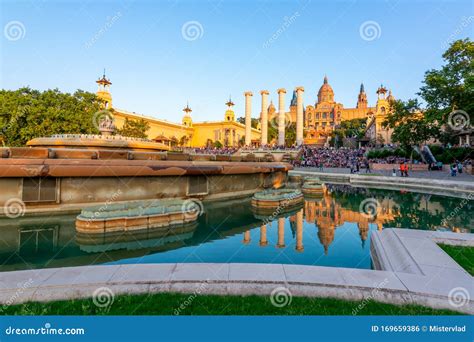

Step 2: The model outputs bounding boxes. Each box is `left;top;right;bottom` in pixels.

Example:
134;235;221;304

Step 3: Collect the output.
260;90;269;146
277;88;286;147
244;91;253;146
295;86;304;146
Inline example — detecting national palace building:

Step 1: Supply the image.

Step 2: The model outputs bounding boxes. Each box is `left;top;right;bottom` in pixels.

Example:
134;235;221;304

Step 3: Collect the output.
96;73;394;147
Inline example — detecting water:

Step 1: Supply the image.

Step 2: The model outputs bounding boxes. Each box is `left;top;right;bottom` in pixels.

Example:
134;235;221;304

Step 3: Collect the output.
0;185;471;272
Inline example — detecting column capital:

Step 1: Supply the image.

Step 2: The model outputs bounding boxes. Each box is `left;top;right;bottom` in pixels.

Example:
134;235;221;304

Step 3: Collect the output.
244;91;253;97
277;88;287;94
260;90;269;95
295;86;305;93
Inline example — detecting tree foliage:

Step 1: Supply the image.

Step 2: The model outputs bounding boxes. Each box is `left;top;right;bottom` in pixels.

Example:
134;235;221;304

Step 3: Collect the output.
384;38;473;148
116;118;150;139
0;87;101;146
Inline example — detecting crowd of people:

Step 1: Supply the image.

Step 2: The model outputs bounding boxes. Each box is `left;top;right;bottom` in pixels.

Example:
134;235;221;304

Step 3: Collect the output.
294;147;368;169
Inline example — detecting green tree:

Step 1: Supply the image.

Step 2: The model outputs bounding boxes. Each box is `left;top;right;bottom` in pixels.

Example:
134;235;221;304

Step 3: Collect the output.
419;38;474;128
237;117;259;128
116;118;150;138
0;87;101;146
383;99;438;151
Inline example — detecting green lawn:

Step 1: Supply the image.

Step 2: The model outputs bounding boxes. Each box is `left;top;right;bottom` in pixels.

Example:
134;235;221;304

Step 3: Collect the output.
1;292;461;315
438;244;474;276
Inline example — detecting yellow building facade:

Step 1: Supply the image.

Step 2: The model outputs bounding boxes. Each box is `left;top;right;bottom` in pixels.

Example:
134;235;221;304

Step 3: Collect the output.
95;75;261;148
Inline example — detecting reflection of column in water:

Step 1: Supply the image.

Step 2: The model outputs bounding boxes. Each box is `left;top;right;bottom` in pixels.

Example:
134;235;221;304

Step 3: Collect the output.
296;209;304;252
277;218;285;248
243;230;251;244
259;225;268;246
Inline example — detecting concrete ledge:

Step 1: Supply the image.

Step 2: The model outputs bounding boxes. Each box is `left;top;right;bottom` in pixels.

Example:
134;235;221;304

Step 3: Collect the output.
289;171;474;198
0;239;472;314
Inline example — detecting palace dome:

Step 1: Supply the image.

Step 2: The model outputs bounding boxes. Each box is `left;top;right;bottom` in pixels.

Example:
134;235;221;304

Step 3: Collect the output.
317;75;334;103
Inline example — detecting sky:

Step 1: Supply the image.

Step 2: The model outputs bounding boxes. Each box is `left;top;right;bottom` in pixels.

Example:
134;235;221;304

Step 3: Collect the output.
1;0;473;123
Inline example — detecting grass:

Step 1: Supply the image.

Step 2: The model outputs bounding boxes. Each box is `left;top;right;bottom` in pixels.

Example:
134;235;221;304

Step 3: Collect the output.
0;292;462;315
438;244;474;276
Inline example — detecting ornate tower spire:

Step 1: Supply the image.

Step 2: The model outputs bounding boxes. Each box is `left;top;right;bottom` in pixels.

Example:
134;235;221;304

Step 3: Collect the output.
324;75;328;84
224;96;235;122
182;102;193;127
96;70;112;108
357;82;368;109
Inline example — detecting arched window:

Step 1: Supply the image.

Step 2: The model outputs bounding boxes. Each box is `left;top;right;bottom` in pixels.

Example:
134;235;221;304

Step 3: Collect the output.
381;107;386;114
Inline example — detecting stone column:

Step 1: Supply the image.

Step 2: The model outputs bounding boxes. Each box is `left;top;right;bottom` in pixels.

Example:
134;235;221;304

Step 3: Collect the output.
259;225;268;246
295;209;304;252
277;88;286;147
244;91;253;146
243;230;251;244
277;218;285;248
295;86;304;146
260;90;269;146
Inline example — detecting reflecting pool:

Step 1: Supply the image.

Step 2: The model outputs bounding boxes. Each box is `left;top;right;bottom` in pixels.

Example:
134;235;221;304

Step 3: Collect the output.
0;184;471;272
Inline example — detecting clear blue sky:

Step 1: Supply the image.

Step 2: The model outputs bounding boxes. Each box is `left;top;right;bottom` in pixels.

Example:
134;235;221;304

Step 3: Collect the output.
1;0;472;123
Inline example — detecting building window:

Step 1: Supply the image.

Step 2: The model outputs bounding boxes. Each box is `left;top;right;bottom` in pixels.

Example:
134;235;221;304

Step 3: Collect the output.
330;113;334;119
22;178;57;202
322;113;327;119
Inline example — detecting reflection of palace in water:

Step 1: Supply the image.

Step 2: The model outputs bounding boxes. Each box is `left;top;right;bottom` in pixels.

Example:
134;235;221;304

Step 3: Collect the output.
0;189;470;271
240;187;471;254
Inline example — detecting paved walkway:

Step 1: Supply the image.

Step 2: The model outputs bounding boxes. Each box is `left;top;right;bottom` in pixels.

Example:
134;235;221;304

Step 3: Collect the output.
294;167;474;182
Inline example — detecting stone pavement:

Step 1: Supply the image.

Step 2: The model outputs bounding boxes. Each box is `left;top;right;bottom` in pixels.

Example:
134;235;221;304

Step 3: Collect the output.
294;167;474;182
